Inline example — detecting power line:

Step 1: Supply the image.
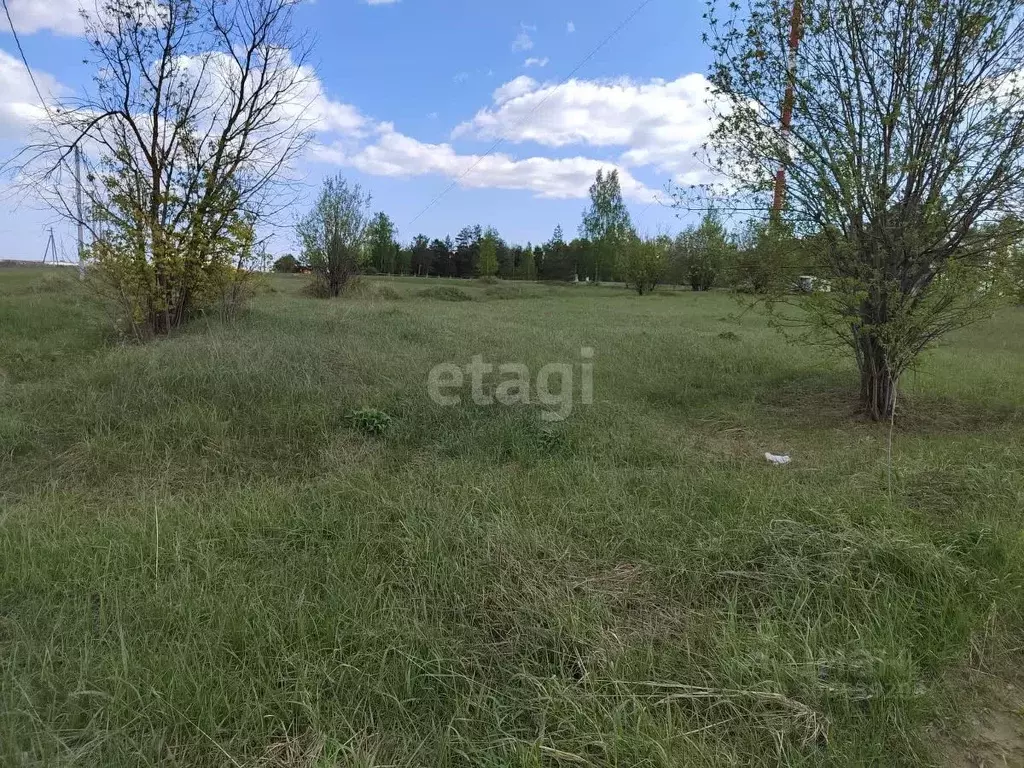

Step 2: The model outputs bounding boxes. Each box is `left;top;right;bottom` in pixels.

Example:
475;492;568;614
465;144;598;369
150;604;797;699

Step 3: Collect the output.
1;0;57;125
407;0;658;227
3;0;86;276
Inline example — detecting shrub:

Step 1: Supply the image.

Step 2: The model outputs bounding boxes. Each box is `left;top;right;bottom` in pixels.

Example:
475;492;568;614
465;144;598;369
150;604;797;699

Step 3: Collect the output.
622;237;667;295
297;175;371;299
89;222;256;340
731;222;805;294
272;254;300;273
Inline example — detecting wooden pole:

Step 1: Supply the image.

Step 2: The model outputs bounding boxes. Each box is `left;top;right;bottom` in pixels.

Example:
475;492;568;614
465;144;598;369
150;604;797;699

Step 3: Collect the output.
771;0;804;221
75;145;85;279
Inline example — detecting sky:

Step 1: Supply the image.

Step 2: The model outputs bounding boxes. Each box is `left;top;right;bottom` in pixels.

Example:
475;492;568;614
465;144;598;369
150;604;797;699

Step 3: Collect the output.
0;0;718;261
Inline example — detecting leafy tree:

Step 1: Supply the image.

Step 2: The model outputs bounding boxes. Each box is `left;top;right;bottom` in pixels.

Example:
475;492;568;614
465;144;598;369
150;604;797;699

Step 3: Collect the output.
395;245;413;276
477;228;499;277
496;236;514;279
31;0;312;336
705;0;1024;419
580;170;634;282
731;221;805;294
455;225;482;277
366;212;399;274
410;235;432;276
429;237;454;277
297;175;371;298
687;211;733;291
540;226;574;281
520;245;537;280
273;254;300;273
622;237;667;295
551;225;565;248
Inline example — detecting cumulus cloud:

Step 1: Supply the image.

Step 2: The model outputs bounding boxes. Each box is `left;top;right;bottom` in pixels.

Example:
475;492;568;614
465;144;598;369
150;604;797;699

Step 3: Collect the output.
314;122;657;202
2;0;85;36
0;22;668;210
453;73;718;181
523;57;549;69
493;76;538;104
0;49;67;141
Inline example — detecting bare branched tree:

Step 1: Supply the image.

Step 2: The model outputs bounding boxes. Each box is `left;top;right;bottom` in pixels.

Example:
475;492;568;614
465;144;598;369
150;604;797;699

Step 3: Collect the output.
16;0;315;335
704;0;1024;419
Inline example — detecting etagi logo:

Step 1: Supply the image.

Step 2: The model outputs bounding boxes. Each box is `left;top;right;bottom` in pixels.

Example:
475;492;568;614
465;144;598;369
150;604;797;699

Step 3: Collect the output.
427;347;595;421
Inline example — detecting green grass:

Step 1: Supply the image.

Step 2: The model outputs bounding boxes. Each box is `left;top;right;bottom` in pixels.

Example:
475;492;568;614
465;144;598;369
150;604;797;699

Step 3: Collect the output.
1;266;1023;766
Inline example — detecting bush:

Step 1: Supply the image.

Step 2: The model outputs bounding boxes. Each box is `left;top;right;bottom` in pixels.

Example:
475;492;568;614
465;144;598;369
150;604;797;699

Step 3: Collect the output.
298;175;371;299
272;254;300;273
731;221;805;294
674;211;734;292
622;237;667;295
90;228;255;340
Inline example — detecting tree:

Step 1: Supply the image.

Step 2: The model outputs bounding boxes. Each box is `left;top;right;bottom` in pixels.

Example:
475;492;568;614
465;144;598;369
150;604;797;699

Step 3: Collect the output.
410;235;432;276
22;0;313;336
455;225;482;277
704;0;1024;419
731;221;805;294
519;246;536;281
622;237;667;295
477;228;499;277
496;236;514;279
683;210;733;291
580;170;634;283
366;212;399;274
395;244;413;276
429;237;453;277
541;226;574;281
297;175;371;297
273;254;300;273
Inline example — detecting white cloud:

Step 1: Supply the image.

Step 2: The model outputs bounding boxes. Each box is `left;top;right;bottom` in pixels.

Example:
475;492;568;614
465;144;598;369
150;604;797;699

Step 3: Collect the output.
567;21;575;34
453;73;718;181
511;23;535;51
364;0;400;4
453;72;470;84
523;57;549;69
493;76;537;104
0;49;68;141
314;122;657;202
2;0;85;36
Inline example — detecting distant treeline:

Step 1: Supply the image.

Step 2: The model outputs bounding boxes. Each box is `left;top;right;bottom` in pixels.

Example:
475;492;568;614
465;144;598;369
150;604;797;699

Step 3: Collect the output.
274;217;818;292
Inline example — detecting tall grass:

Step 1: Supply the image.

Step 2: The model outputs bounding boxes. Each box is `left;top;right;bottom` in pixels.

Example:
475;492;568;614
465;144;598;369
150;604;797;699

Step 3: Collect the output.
1;267;1022;765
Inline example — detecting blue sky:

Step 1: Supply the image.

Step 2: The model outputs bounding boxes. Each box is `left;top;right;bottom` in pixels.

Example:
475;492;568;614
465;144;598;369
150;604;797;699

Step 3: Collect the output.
0;0;716;260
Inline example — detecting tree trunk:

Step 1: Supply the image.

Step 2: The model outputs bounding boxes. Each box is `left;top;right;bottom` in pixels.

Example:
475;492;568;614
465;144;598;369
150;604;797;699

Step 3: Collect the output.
855;331;898;421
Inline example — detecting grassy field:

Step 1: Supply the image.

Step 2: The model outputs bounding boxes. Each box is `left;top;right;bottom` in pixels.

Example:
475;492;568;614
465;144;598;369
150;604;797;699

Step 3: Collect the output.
1;266;1023;766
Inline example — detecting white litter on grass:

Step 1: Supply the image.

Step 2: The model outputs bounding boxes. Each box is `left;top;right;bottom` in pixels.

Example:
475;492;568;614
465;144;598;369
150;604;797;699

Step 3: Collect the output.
765;453;791;465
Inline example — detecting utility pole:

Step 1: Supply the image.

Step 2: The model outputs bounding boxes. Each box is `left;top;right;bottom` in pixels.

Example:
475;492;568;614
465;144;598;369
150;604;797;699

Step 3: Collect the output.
42;228;57;264
771;0;804;221
75;144;85;279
